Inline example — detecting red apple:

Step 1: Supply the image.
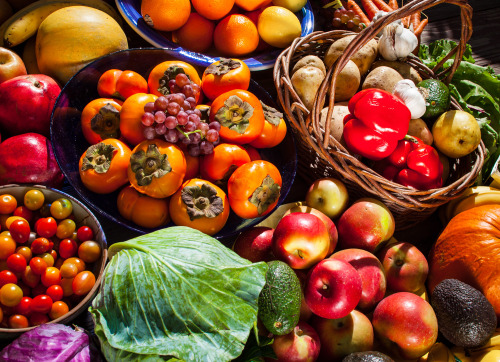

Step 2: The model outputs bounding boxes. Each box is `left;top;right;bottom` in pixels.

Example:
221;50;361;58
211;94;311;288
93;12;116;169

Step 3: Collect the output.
271;321;321;362
330;248;386;312
0;74;61;137
337;198;395;253
283;205;338;255
232;226;274;262
311;309;374;361
304;258;362;319
377;241;429;293
272;212;331;269
0;47;27;84
305;177;349;219
372;292;438;360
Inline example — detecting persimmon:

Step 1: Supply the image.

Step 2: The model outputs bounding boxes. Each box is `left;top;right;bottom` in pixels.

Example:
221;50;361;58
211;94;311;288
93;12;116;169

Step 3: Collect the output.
169;178;230;235
201;58;250;101
117;186;170;228
97;69;148;101
209;89;265;144
200;143;251;187
119;93;157;146
249;102;287;148
81;98;123;145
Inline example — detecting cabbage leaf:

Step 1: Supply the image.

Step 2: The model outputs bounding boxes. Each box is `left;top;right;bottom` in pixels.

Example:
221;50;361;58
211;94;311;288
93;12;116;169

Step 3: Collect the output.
90;226;268;362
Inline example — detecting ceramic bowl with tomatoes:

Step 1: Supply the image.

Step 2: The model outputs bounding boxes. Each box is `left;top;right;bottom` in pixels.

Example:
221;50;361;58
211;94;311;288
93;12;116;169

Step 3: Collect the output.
0;185;107;338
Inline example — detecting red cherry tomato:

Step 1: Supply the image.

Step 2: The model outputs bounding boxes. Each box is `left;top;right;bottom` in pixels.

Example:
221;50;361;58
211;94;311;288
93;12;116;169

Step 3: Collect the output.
60;278;74;297
13;206;34;223
29;312;49;326
31;294;53;314
49;301;69;320
29;257;48;275
21;266;40;288
0;194;17;214
72;271;96;296
58;238;78;259
41;267;61;287
76;226;94;242
59;263;78;279
0;270;17;287
15;296;32;316
6;253;27;273
63;258;86;273
15;246;32;263
46;285;63;302
30;238;51;255
35;217;57;238
8;219;31;244
8;314;29;329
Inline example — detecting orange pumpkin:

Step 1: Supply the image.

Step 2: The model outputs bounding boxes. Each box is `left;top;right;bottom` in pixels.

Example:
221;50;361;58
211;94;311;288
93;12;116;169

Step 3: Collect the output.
427;205;500;322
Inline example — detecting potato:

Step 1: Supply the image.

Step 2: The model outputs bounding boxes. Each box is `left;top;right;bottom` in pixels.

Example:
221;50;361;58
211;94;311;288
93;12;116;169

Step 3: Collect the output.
324;35;378;76
292;55;326;76
362;66;404;93
407;118;433;145
327;60;360;102
371;60;422;84
291;65;325;111
319;102;349;144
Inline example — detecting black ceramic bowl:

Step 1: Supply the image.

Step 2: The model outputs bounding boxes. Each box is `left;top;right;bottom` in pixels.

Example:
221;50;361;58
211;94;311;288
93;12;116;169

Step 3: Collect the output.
50;48;297;240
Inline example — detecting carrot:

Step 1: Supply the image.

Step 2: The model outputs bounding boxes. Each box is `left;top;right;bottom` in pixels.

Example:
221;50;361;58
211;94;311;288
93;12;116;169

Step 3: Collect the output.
360;0;380;20
372;0;394;13
346;0;371;25
388;0;398;10
411;12;421;31
401;15;411;28
414;18;428;38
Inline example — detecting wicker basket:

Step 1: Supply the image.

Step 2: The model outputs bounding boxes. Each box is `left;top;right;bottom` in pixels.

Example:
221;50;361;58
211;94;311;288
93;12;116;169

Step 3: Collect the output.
273;0;485;230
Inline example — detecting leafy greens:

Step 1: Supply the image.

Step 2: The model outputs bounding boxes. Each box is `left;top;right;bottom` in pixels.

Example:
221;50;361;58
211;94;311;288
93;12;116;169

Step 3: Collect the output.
418;39;500;182
90;226;268;362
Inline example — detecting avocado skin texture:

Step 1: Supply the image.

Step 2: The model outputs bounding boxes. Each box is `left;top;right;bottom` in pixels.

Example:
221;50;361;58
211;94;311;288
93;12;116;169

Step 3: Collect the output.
342;351;394;362
258;260;302;336
431;278;497;348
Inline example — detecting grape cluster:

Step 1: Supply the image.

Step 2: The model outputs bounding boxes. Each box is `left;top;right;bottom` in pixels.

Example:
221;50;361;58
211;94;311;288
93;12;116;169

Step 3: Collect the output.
141;73;220;156
332;8;365;32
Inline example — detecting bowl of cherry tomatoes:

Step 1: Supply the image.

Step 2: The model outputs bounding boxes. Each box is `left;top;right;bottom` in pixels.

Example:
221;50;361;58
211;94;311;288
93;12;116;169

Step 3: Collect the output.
0;184;107;338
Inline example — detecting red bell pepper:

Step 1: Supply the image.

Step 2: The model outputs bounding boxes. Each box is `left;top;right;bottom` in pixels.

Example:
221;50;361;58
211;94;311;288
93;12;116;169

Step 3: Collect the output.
342;89;411;160
374;136;443;190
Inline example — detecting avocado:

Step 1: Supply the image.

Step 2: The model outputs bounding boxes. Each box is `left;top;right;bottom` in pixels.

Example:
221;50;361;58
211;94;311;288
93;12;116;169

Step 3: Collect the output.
258;260;301;336
342;351;394;362
430;278;497;348
417;79;451;120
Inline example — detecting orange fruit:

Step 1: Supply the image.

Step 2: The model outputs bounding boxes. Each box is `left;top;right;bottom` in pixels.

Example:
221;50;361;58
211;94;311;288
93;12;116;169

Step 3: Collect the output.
234;0;272;11
213;14;259;57
172;13;215;53
191;0;235;20
141;0;191;32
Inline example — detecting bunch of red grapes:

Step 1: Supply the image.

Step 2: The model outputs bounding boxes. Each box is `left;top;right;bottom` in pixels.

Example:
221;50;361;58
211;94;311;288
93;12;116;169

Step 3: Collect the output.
331;8;365;32
141;73;220;157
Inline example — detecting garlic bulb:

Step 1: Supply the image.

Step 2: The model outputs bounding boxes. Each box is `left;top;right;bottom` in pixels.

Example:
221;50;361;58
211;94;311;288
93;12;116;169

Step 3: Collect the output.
378;23;419;61
393;79;426;119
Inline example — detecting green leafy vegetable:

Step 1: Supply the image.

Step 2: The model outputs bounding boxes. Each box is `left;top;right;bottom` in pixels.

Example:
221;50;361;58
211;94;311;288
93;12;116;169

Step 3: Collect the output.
90;226;268;362
418;39;500;182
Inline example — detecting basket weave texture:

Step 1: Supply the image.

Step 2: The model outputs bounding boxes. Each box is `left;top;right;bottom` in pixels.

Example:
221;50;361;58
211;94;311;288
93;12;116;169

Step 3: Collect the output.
273;0;485;230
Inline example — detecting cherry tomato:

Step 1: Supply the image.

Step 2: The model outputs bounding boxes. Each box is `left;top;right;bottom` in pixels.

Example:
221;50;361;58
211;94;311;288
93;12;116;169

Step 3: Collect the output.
76;226;94;243
15;246;32;263
29;257;48;275
13;206;34;223
46;285;63;302
60;263;78;279
31;237;51;255
50;198;73;220
63;258;86;273
15;297;32;316
29;312;49;326
49;301;69;320
58;238;78;259
72;271;96;296
8;219;31;244
31;294;53;314
6;253;27;274
39;253;54;268
8;314;29;328
0;235;16;260
31;283;47;297
60;278;74;297
17;281;30;297
0;194;17;215
41;267;61;287
21;266;40;288
49;249;57;261
0;270;17;287
35;218;57;238
0;283;23;307
23;190;45;211
78;241;101;263
56;219;76;240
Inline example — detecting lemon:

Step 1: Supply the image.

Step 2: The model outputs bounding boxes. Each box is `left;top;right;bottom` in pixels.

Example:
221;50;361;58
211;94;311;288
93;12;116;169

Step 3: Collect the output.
257;6;302;48
271;0;307;12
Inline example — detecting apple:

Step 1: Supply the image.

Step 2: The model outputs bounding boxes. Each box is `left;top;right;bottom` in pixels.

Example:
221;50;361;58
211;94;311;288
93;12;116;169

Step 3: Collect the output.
311;309;374;361
272;212;331;269
0;47;27;84
0;74;61;137
337;198;395;253
232;226;274;263
304;258;362;319
330;248;386;312
283;205;338;255
372;292;438;360
305;177;349;219
377;241;429;293
271;321;321;362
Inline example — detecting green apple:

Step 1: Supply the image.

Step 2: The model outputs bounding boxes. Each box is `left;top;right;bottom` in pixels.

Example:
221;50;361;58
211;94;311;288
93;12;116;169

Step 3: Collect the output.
272;0;307;12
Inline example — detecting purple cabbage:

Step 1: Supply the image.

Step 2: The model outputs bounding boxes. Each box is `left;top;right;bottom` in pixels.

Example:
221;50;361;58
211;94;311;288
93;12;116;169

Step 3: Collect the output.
0;324;90;362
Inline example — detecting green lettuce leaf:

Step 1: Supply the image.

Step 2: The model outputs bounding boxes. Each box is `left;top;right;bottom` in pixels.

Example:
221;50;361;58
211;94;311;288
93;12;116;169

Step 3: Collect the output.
90;226;268;362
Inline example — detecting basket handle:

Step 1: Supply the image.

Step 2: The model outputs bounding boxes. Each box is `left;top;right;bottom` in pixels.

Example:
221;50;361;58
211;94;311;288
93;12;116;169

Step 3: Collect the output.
313;0;473;150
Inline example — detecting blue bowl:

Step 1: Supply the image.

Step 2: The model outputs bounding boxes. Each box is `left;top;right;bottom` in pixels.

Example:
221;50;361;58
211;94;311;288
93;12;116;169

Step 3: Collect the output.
50;48;297;240
115;0;315;71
